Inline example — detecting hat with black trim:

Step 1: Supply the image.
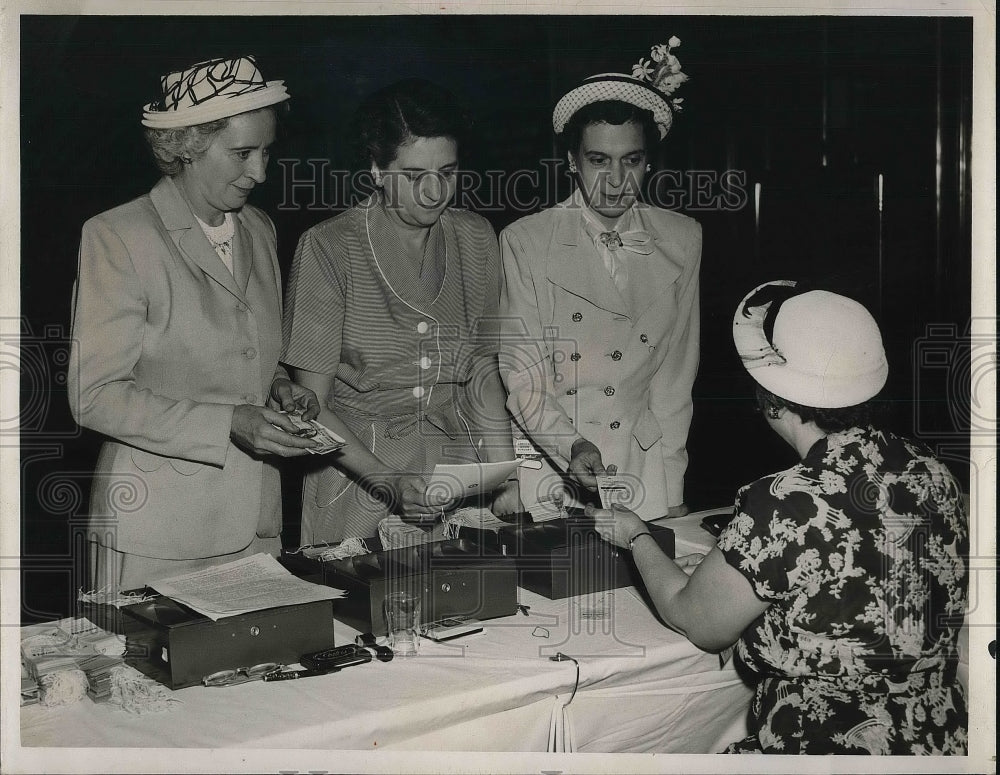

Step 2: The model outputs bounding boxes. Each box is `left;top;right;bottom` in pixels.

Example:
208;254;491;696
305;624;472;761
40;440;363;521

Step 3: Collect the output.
142;56;289;129
732;280;888;408
552;37;689;140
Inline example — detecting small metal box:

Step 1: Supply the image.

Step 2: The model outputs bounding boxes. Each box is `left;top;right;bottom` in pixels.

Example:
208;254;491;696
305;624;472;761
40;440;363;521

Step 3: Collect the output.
120;596;335;689
463;514;675;599
281;538;518;635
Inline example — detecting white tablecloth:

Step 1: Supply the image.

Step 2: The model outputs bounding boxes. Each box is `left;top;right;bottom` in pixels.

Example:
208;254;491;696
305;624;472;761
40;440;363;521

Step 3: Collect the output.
19;512;752;754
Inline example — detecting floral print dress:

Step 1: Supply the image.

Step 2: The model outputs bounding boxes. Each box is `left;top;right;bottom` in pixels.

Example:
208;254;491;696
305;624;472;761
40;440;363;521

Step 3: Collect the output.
718;426;968;754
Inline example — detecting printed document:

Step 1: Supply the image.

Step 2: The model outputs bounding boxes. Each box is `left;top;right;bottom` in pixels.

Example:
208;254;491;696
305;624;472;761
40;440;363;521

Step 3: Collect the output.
151;553;342;621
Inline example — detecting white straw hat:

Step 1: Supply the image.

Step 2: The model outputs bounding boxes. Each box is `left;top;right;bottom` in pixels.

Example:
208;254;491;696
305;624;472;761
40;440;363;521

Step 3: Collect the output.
142;56;289;129
552;38;689;140
553;75;675;139
733;280;888;408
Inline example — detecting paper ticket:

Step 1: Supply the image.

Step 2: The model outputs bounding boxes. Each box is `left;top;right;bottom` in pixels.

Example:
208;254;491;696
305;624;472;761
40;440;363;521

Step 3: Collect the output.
596;474;634;510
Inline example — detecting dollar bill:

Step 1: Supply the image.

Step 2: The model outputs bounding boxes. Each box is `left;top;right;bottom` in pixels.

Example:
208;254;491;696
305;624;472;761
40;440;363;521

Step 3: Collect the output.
274;413;347;454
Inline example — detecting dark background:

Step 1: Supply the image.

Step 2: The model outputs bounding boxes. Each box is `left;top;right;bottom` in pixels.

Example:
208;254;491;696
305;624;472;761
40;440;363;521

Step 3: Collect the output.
18;15;974;623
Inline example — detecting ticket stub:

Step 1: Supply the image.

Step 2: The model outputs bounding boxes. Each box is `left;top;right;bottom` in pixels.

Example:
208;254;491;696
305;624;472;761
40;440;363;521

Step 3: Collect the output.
596;474;634;510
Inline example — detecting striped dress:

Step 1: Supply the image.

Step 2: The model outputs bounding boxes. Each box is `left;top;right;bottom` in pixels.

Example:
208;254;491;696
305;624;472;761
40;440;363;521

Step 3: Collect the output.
281;194;502;543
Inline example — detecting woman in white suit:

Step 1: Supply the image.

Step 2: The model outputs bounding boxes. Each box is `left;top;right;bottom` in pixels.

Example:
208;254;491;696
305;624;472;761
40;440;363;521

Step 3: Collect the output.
69;56;319;591
500;39;700;519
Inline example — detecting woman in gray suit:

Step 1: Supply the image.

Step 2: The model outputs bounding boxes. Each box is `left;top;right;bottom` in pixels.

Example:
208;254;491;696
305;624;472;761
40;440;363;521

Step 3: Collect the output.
500;38;700;520
69;56;319;591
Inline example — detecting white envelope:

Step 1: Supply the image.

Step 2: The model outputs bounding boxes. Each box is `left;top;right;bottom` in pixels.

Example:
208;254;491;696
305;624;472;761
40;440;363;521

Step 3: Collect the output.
426;459;522;501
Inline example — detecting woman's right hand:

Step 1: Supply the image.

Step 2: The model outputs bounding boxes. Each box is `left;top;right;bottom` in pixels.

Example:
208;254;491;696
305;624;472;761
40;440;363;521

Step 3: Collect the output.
568;438;612;491
366;472;454;524
230;404;320;457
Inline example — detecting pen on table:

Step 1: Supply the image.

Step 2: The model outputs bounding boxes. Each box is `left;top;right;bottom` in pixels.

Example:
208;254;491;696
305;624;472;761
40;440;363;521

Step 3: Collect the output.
261;668;331;682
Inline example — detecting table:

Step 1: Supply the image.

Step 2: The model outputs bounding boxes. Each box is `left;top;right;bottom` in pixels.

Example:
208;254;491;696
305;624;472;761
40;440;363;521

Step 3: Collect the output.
18;512;753;754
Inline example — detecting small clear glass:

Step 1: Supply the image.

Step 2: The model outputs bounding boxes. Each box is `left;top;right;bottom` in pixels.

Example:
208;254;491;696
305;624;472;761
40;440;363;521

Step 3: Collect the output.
384;591;421;656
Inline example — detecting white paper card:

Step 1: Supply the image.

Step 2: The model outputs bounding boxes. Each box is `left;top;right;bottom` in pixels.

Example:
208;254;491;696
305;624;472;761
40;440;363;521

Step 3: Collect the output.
427;459;522;502
596;474;637;511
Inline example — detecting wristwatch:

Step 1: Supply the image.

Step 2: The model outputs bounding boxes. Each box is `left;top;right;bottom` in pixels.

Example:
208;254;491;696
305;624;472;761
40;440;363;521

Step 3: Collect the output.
628;531;654;551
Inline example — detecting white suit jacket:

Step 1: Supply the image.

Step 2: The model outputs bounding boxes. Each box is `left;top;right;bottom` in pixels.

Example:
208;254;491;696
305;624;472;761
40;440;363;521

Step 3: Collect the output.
68;176;285;559
499;193;701;517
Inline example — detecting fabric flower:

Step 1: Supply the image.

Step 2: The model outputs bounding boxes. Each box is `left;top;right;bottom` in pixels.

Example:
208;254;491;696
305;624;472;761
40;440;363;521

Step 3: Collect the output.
650;44;668;63
668;35;681;48
631;58;653;80
655;71;688;95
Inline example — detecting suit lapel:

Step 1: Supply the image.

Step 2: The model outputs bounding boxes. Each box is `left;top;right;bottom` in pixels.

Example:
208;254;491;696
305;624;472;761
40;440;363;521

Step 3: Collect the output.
150;177;245;300
232;213;253;295
627;205;684;322
545;196;629;315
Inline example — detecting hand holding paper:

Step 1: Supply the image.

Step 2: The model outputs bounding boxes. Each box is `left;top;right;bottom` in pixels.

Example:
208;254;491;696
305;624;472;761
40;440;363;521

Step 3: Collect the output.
426;459;522;504
596;472;641;512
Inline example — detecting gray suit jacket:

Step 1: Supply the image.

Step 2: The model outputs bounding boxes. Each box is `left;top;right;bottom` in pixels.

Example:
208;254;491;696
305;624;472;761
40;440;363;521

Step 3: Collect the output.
69;176;285;559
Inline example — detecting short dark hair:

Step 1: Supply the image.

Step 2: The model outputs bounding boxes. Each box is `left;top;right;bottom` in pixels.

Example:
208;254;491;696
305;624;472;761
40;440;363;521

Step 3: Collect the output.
755;384;878;434
353;78;472;168
559;100;660;159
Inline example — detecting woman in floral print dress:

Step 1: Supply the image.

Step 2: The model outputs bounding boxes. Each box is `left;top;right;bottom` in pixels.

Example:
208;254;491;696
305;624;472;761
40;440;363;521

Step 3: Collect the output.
591;280;967;754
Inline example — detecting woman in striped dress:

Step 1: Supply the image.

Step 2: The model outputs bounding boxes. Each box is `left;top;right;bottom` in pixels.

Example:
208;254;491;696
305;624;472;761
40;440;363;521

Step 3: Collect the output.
282;79;521;544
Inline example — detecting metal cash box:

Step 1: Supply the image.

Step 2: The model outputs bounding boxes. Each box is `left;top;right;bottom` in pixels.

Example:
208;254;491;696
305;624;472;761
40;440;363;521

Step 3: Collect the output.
281;537;518;635
120;595;335;689
461;512;676;599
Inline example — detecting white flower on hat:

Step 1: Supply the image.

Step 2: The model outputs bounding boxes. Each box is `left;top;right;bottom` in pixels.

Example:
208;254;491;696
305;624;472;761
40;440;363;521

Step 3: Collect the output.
656;71;689;96
634;38;689;109
632;58;654;79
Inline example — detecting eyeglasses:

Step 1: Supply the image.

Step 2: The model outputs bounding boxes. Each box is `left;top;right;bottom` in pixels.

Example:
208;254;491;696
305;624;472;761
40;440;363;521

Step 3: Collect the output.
202;662;283;687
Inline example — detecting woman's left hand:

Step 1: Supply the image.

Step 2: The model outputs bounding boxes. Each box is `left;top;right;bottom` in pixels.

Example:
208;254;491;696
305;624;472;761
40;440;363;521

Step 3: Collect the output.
268;377;320;420
584;503;646;549
491;478;524;518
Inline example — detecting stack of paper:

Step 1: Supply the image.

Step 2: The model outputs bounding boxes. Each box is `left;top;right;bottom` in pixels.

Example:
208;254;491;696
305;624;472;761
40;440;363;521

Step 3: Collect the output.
78;653;125;702
20;665;39;706
149;553;343;621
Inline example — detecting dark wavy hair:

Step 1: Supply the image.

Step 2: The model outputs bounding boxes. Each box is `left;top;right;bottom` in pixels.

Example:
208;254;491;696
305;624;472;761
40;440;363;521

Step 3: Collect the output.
559;100;660;159
352;78;472;168
755;384;878;434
